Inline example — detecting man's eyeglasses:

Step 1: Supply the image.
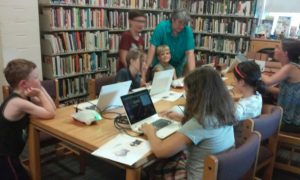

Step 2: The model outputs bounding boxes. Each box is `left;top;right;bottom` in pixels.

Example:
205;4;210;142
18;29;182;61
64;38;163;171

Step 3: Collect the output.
132;19;146;23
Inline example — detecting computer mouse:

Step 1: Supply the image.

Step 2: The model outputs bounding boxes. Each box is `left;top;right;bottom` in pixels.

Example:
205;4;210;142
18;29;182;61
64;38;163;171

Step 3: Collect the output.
72;110;102;125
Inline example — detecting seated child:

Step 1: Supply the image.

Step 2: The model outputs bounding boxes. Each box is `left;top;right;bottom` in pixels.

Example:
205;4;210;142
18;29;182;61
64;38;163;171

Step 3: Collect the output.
233;61;265;121
0;59;56;179
153;45;177;79
116;49;147;90
141;66;236;179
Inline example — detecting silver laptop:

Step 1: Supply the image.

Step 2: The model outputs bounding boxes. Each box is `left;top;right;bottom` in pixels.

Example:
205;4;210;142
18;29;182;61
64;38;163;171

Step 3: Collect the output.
150;69;174;97
77;80;132;112
121;89;181;139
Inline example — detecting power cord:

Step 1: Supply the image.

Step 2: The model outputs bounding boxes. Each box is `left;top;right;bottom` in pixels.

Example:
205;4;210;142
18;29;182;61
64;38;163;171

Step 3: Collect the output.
113;115;140;137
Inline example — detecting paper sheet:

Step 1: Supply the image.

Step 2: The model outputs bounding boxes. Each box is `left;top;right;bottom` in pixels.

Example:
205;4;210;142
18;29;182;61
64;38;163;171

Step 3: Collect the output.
91;134;151;166
151;91;183;103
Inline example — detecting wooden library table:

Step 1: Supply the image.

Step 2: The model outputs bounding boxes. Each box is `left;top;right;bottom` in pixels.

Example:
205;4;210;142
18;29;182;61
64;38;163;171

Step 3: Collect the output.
28;98;184;180
28;73;241;180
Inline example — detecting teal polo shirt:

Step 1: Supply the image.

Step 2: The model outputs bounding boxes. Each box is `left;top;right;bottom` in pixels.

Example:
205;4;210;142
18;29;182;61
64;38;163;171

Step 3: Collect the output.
150;20;195;76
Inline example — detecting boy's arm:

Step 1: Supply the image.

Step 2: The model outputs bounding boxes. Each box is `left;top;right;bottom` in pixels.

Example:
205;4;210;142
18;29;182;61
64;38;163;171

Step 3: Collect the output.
146;45;156;70
31;87;56;109
22;87;56;119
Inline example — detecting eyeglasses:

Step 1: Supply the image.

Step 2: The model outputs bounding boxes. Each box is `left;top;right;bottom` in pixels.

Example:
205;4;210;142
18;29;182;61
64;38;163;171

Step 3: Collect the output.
131;19;146;24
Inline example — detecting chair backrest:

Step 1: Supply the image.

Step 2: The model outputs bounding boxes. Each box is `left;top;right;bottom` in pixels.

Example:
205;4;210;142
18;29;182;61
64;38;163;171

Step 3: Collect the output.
88;75;116;100
203;131;261;180
252;105;282;141
234;119;254;147
2;79;59;107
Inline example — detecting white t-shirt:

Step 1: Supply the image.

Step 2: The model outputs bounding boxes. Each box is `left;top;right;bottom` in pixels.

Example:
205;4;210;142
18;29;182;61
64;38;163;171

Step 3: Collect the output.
178;117;235;180
235;91;262;121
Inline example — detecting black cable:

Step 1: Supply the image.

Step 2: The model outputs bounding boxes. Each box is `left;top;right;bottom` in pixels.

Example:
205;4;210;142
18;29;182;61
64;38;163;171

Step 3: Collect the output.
113;115;140;137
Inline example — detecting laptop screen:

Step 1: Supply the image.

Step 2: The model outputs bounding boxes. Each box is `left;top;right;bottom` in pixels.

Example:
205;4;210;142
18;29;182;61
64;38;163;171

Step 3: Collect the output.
121;90;156;124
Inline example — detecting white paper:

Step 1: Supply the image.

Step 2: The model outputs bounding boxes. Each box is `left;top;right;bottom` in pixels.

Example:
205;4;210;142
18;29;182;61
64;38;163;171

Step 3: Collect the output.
91;134;151;166
152;91;183;103
255;60;266;72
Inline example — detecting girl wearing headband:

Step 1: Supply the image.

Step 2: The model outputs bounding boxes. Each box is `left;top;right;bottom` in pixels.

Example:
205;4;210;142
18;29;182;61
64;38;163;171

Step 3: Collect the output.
233;60;265;121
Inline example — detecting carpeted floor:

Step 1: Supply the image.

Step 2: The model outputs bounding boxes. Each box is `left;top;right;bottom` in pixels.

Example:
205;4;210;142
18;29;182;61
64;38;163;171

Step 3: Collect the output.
21;144;300;180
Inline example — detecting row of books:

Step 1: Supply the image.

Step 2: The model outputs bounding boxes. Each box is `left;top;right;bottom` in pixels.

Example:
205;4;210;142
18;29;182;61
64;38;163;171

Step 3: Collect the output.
57;74;90;100
109;32;152;53
48;0;175;9
195;35;250;54
190;0;256;16
195;52;235;66
43;31;109;54
42;52;108;78
41;7;170;30
41;8;108;30
193;17;253;35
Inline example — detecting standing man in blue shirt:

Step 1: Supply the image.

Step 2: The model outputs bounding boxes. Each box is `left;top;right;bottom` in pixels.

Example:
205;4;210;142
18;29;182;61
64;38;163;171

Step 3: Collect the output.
145;9;195;77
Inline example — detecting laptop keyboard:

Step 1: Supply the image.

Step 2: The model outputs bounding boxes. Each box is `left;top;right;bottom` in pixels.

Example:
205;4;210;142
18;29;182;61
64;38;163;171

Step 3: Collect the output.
152;119;172;130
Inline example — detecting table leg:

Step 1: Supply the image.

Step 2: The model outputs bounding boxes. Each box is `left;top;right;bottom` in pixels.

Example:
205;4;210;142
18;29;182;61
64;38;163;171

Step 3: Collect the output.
28;124;41;180
126;168;141;180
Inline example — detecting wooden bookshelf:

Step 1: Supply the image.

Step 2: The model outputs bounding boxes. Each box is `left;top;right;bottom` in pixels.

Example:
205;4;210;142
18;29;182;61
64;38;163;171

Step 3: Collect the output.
191;0;257;65
38;0;174;105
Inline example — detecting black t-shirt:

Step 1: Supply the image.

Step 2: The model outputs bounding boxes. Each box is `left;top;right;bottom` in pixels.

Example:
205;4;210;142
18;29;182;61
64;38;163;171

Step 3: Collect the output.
0;92;29;156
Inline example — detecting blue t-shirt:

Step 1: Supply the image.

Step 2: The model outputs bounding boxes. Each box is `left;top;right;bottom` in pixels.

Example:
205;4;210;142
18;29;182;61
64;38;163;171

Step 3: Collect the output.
150;20;195;76
178;117;235;180
115;68;141;90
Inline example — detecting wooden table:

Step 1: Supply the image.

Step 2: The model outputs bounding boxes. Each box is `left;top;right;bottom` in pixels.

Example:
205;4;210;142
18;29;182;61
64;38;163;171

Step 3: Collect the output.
28;98;184;180
28;74;241;180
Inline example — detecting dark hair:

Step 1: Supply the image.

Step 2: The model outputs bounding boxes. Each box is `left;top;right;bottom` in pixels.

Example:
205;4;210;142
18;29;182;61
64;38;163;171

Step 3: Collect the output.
282;39;300;64
233;61;265;94
129;10;145;20
4;59;37;89
183;67;236;128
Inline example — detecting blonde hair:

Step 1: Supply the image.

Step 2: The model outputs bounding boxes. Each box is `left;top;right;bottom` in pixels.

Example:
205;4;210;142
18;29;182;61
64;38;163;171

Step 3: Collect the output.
156;45;170;56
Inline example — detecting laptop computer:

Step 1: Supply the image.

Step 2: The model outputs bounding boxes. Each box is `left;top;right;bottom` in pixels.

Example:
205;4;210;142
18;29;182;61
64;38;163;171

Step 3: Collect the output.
121;89;181;139
149;69;174;96
77;80;132;112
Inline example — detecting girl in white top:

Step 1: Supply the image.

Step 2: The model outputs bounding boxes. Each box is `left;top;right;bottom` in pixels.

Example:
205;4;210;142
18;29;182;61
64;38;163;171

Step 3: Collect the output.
233;61;265;121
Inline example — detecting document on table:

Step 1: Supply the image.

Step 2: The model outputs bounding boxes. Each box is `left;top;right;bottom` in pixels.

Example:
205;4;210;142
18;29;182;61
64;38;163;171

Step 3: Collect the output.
91;134;151;166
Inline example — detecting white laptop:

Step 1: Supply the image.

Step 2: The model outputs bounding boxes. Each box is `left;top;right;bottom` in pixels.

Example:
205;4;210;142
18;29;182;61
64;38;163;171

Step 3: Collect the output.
121;89;181;139
150;69;174;96
76;80;132;112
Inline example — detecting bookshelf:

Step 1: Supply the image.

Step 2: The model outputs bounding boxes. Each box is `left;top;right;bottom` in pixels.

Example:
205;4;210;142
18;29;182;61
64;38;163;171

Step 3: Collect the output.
38;0;257;104
38;0;174;105
190;0;257;66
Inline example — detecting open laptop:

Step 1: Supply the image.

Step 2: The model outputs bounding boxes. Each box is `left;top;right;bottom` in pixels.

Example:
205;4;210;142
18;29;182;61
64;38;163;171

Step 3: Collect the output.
121;89;181;139
150;69;174;96
77;80;132;112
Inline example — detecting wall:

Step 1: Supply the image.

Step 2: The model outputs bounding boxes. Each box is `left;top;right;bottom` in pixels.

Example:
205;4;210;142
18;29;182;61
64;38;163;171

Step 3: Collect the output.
265;0;300;13
0;0;41;101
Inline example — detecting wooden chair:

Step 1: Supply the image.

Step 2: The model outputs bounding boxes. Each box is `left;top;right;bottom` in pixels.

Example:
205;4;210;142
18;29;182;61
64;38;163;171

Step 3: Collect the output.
203;131;261;180
88;75;116;100
234;119;254;147
275;131;300;175
2;80;85;174
2;79;59;107
251;105;283;180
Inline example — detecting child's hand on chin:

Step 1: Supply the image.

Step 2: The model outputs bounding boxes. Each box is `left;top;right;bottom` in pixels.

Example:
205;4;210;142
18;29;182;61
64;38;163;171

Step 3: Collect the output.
24;87;41;97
